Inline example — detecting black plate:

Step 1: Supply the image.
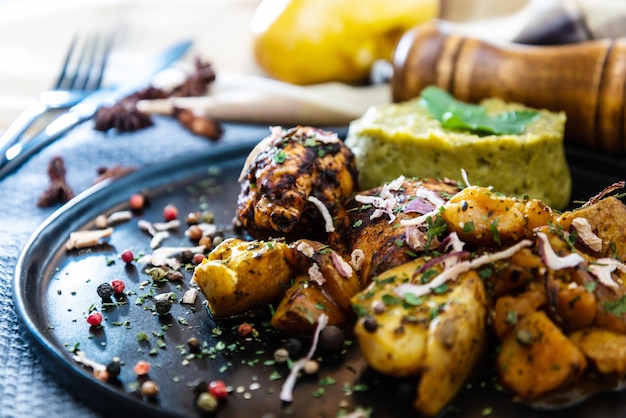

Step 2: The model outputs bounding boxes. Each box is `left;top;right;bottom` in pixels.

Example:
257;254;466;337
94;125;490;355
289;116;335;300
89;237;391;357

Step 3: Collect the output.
12;135;626;418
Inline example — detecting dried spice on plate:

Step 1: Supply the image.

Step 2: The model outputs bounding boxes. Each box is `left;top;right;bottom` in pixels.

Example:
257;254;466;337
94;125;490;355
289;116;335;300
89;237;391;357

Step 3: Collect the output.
94;57;222;140
37;156;74;207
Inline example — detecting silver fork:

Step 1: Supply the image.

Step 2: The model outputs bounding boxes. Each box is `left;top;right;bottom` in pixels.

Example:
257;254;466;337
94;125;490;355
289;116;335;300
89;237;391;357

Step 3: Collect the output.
0;33;112;158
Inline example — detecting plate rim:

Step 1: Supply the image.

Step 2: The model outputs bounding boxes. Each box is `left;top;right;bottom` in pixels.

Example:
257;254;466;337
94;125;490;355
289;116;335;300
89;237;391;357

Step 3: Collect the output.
11;141;257;418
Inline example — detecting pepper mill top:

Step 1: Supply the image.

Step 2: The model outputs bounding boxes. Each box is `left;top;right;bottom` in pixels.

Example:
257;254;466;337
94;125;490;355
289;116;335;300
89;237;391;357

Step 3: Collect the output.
391;21;626;154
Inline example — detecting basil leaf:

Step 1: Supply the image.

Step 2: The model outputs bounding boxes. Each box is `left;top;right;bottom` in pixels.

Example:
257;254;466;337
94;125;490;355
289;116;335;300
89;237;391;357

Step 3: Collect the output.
418;86;539;135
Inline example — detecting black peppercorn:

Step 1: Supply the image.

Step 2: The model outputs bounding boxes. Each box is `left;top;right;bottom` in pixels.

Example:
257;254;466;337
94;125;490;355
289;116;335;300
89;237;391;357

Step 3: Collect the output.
192;380;209;398
97;282;114;299
363;316;378;333
318;325;345;352
284;338;303;357
106;360;121;380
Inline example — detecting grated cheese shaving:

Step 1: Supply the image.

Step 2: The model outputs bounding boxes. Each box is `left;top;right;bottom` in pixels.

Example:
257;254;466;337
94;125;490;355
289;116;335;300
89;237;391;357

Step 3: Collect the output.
296;241;315;258
354;176;405;223
350;249;365;271
280;314;329;402
307;195;335;232
395;239;533;298
137;245;205;268
308;263;325;285
588;258;626;290
571;217;603;252
536;232;585;270
461;168;471;188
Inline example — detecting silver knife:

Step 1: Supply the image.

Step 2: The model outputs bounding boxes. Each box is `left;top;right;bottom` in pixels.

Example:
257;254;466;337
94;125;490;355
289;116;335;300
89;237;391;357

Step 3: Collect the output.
0;39;193;179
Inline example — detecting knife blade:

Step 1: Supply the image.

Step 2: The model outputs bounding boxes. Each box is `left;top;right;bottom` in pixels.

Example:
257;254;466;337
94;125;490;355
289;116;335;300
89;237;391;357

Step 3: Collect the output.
0;39;193;179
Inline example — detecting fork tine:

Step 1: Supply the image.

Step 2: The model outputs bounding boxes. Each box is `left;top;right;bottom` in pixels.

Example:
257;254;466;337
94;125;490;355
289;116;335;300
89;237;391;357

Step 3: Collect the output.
53;33;112;93
85;33;113;92
52;34;78;90
67;34;97;91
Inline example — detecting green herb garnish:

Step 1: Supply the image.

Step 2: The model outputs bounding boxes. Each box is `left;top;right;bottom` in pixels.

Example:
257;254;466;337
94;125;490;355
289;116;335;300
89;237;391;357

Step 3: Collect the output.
419;86;539;135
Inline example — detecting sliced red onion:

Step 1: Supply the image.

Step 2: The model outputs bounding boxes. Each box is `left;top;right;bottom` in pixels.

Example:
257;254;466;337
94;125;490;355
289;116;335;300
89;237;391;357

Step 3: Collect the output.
582;181;625;208
404;198;435;214
312;129;340;144
396;239;532;298
280;314;329;402
405;225;426;251
332;251;354;278
417;251;470;275
588;258;626;290
536;232;585;270
571;217;602;252
443;232;465;253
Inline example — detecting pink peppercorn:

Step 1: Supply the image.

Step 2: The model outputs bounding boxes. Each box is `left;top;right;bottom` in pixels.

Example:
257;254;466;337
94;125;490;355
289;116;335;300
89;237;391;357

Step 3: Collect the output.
237;322;253;336
129;193;145;211
133;360;151;376
120;249;134;263
208;380;228;399
192;253;206;265
111;279;125;294
163;204;178;221
87;312;103;326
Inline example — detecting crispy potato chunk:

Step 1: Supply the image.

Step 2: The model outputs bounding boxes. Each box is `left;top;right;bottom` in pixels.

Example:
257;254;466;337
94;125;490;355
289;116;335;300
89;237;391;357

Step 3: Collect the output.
192;238;292;317
442;186;553;247
570;328;626;377
272;240;361;334
271;274;349;335
492;284;547;339
352;258;487;416
558;196;626;260
498;310;587;399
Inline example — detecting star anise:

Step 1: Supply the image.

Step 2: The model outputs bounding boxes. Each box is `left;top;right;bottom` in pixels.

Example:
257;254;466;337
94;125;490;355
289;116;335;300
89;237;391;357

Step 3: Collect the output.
93;56;222;139
171;58;216;97
37;156;74;207
94;100;153;132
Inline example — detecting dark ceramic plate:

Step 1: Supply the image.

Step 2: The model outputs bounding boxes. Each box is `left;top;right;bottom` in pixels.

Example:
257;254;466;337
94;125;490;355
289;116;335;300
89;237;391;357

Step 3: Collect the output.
12;128;626;418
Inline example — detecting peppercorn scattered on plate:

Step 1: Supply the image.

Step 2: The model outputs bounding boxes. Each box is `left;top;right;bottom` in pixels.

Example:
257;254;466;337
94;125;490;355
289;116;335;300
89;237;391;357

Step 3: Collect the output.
12;123;626;418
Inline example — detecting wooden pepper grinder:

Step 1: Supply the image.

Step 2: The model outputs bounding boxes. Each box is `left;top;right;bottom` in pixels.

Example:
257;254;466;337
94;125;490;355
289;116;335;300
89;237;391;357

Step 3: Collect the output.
391;21;626;154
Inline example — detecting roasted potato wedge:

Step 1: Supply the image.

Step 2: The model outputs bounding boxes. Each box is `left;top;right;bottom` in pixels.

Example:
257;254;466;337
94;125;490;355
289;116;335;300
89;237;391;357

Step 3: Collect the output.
271;274;349;335
272;240;361;334
192;238;292;317
352;258;488;416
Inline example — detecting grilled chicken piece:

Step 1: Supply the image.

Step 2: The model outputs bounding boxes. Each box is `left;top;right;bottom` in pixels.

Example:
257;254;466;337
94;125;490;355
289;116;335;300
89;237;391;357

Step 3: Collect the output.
236;126;359;242
330;176;462;283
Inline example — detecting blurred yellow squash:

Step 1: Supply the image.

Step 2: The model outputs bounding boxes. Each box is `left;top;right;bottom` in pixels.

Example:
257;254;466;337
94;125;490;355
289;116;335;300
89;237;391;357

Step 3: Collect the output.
250;0;439;85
